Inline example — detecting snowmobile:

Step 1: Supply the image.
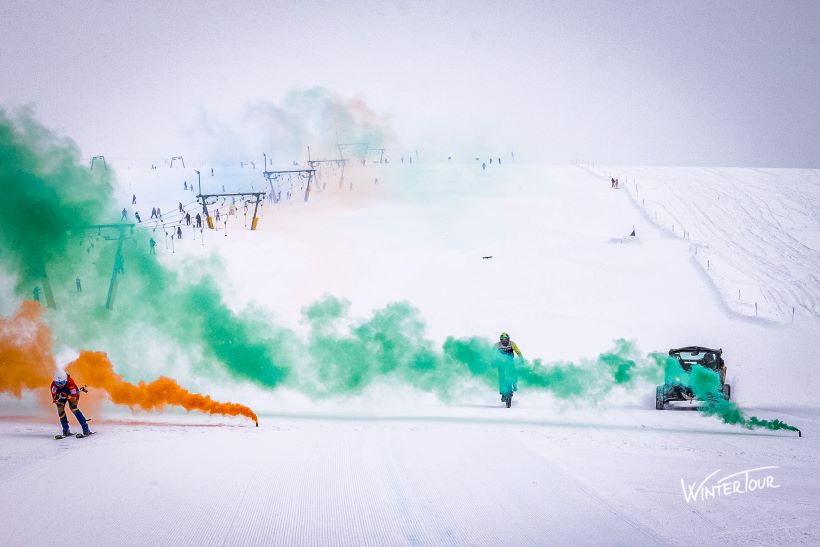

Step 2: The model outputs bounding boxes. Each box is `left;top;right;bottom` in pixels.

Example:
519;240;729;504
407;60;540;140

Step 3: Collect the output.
655;346;730;410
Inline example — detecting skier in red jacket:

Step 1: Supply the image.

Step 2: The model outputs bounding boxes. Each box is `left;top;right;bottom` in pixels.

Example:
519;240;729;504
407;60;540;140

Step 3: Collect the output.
51;371;91;437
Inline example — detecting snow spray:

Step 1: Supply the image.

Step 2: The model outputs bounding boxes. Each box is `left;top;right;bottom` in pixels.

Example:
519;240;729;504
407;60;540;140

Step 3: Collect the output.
664;358;801;436
0;303;258;424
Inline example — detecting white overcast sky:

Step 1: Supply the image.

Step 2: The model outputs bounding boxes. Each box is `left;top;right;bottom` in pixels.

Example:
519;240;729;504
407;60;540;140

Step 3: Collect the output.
1;1;818;166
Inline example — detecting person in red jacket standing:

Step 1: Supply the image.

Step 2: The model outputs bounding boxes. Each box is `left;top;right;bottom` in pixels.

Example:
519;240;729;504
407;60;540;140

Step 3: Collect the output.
51;371;91;437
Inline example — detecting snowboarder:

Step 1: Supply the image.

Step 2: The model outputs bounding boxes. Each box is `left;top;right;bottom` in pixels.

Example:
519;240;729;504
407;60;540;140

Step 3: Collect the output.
495;332;523;407
51;371;91;437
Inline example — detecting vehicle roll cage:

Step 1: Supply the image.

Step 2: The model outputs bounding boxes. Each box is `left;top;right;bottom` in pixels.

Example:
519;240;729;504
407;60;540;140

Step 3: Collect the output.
668;346;724;371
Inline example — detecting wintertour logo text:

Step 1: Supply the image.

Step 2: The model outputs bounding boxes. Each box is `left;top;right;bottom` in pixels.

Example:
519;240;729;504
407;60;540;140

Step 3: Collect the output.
681;466;780;503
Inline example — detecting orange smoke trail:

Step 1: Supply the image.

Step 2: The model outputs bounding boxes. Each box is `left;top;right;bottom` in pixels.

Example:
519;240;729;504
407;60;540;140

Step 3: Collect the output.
1;304;257;425
67;351;258;424
0;301;54;398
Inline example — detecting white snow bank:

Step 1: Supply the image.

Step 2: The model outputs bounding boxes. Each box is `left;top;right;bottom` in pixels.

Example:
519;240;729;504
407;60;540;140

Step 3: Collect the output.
593;166;820;322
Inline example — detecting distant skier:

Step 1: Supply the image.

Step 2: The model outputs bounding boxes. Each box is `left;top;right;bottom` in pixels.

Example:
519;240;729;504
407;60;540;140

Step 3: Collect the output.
184;181;188;190
178;202;183;213
33;286;41;304
186;212;191;226
482;162;486;171
75;277;82;293
176;226;182;239
121;208;128;221
195;213;202;228
132;194;137;204
215;209;221;222
149;238;156;254
51;371;91;437
495;332;523;407
135;211;142;223
611;177;615;188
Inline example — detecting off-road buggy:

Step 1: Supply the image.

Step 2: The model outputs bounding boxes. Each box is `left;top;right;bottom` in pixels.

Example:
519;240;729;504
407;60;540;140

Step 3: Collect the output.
655;346;731;410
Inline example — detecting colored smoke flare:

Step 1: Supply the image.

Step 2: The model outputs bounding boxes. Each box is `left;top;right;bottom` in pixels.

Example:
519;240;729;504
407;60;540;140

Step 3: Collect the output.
0;301;54;398
1;303;257;425
66;351;258;424
666;359;801;436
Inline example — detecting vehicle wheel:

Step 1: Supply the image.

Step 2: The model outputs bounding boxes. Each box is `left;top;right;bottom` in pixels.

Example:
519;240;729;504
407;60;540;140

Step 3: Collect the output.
722;384;731;401
655;385;665;410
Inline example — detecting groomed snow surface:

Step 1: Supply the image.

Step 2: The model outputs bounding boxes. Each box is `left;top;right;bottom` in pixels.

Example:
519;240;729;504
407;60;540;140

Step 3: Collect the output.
2;162;820;545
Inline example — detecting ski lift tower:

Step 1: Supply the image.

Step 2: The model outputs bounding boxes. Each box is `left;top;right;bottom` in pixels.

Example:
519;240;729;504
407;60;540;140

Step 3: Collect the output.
263;169;316;203
367;148;386;164
197;191;267;230
337;142;370;163
90;156;107;170
307;159;349;189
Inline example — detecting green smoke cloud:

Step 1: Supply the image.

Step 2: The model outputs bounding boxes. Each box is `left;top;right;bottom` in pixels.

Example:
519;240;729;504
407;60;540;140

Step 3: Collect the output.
0;107;291;384
664;359;800;434
292;296;666;400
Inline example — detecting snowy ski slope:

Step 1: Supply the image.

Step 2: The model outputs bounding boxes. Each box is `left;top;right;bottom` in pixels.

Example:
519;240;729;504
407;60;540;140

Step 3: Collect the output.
595;166;820;322
2;161;820;545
